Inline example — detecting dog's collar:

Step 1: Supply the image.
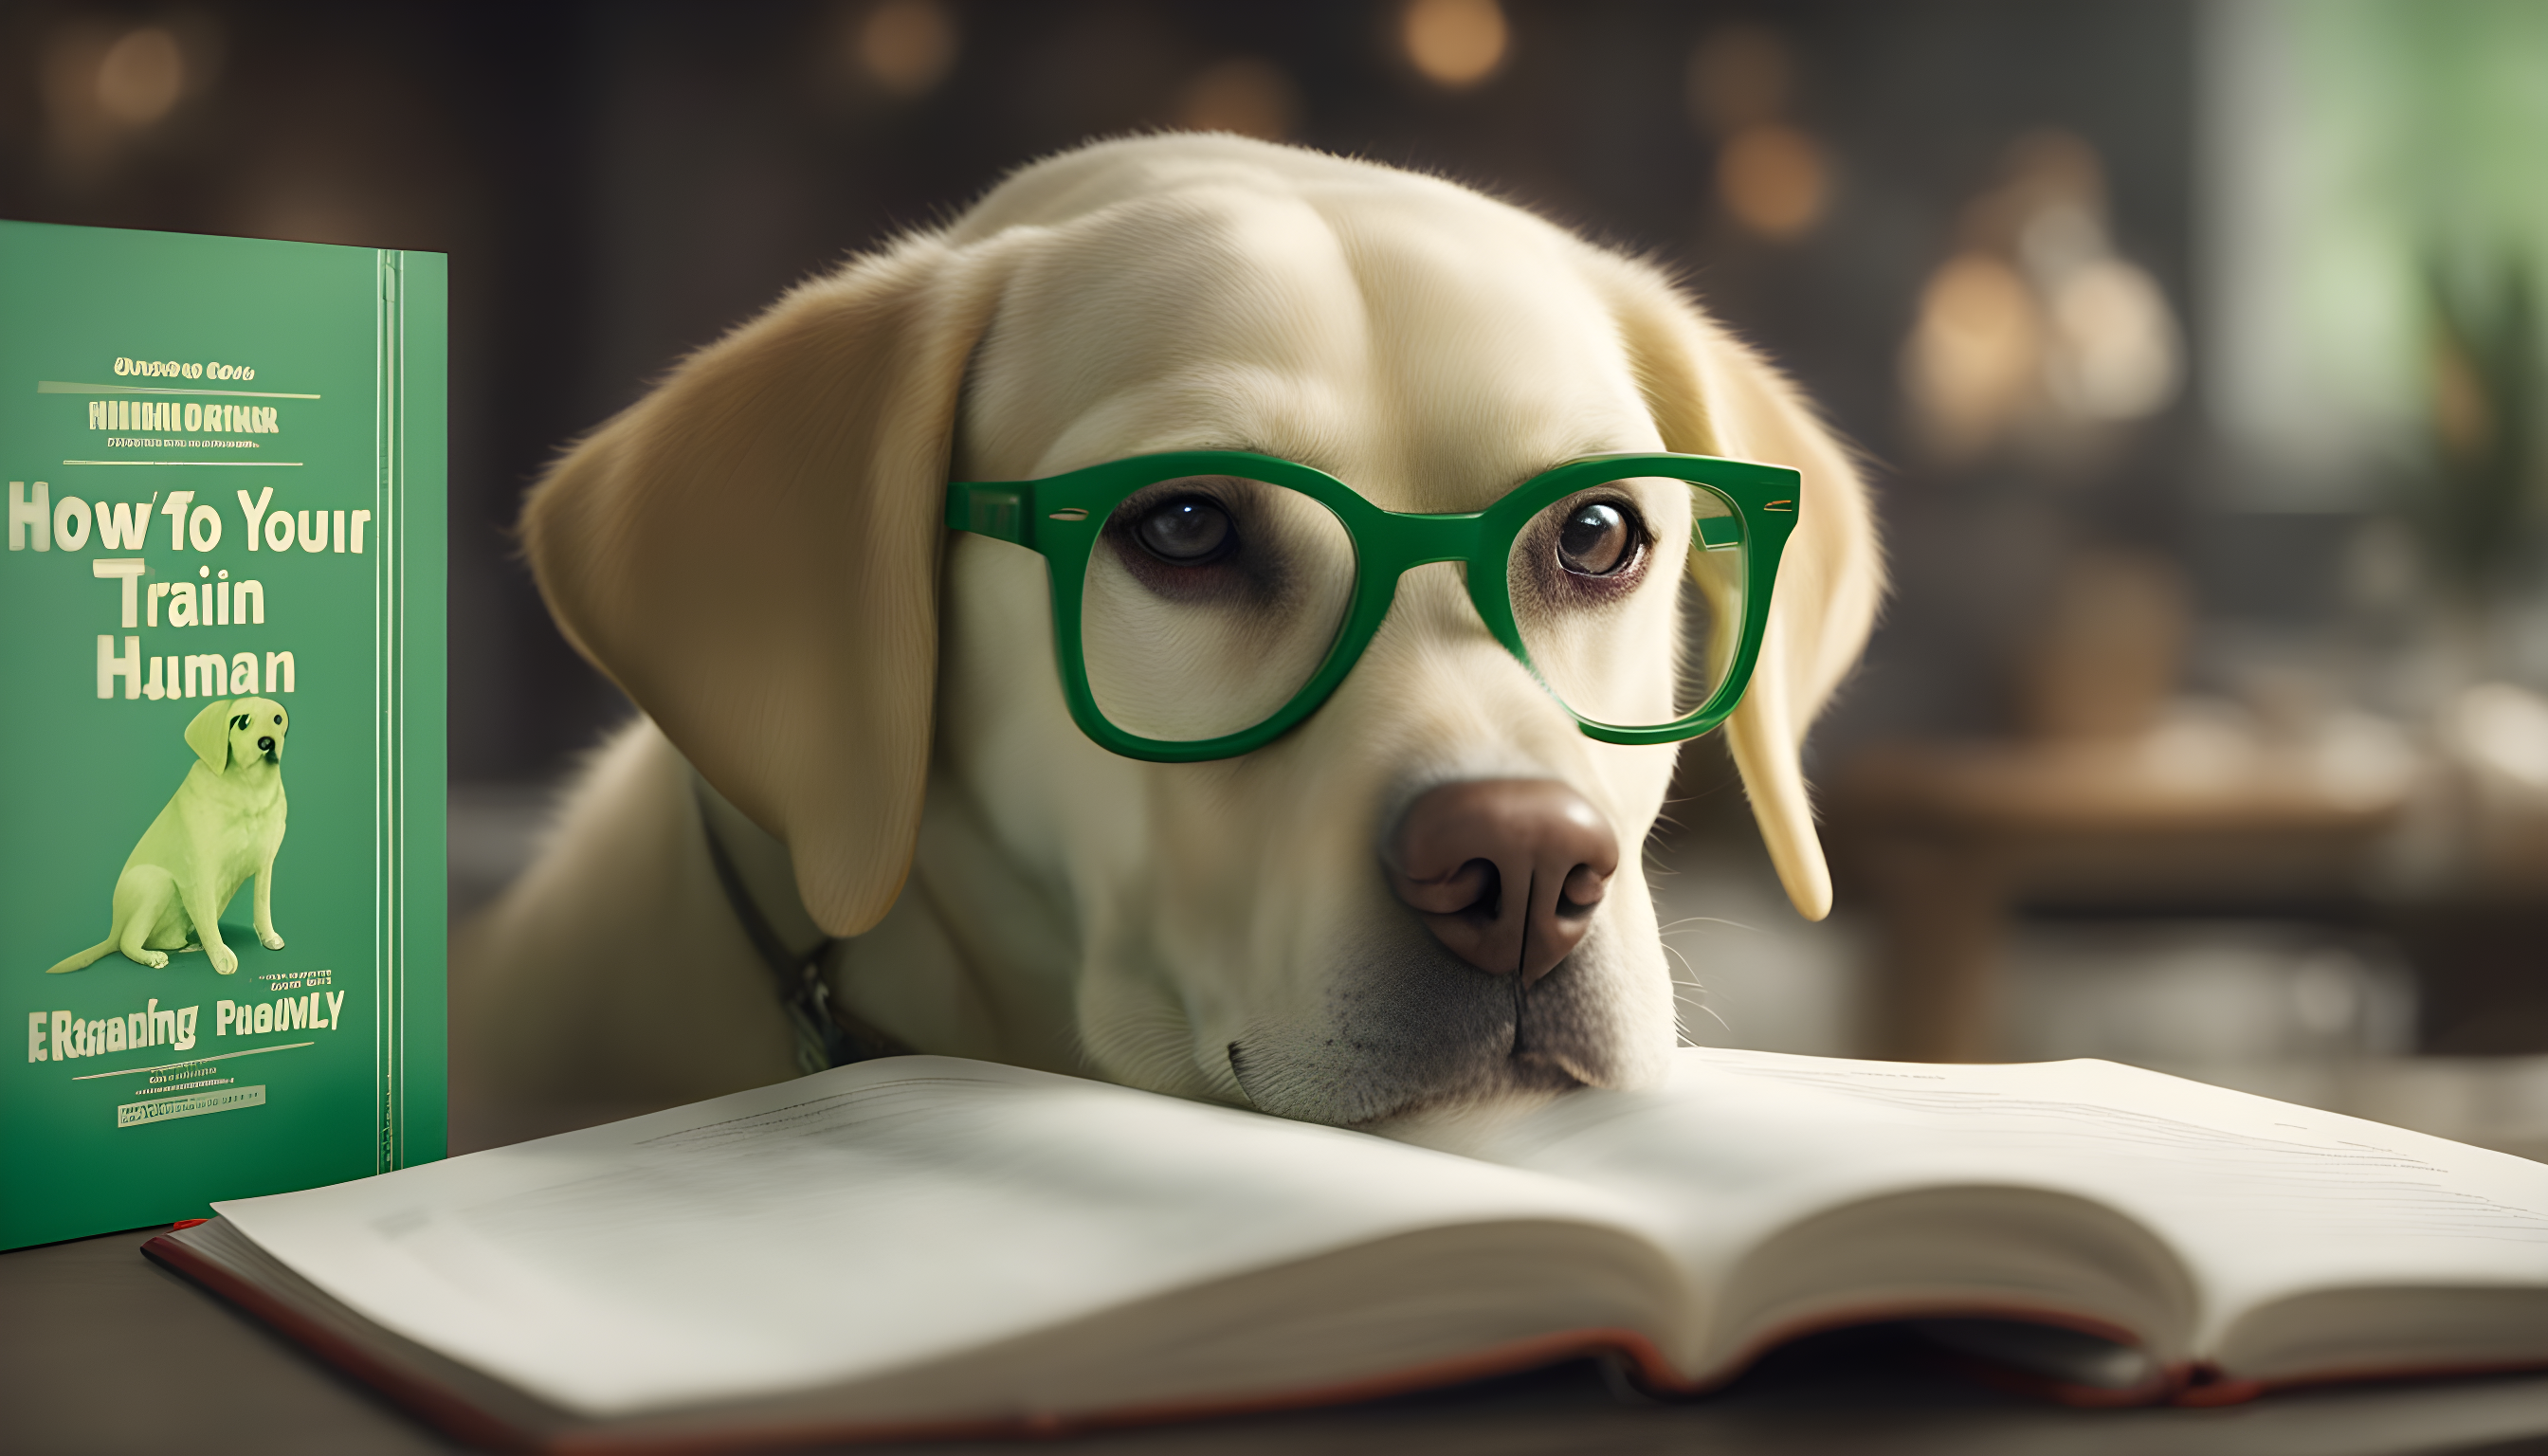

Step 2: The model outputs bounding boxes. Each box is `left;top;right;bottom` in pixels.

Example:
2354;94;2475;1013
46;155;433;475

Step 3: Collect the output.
690;774;909;1075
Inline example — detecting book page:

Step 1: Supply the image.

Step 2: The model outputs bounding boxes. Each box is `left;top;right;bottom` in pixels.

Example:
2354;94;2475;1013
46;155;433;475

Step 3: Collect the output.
212;1056;1655;1419
1464;1048;2548;1364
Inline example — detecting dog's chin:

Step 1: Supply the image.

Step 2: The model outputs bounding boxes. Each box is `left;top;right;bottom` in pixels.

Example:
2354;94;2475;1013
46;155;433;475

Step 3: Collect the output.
1223;921;1667;1128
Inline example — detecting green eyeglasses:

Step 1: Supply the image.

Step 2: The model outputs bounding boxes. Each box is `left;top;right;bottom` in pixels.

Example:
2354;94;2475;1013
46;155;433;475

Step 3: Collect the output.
945;449;1798;763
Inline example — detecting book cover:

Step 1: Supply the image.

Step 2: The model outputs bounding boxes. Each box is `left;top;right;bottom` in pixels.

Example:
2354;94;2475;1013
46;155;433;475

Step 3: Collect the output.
0;220;446;1250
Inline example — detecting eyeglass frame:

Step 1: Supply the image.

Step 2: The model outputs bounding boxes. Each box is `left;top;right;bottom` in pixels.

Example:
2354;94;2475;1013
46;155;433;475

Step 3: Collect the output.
944;448;1799;764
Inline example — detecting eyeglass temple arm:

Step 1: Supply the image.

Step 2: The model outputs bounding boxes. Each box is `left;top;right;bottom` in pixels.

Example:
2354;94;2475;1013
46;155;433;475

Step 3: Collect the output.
946;482;1032;546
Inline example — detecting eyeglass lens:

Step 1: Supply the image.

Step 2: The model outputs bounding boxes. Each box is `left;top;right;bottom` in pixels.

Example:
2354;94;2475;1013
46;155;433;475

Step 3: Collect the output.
1077;471;1741;742
1080;474;1356;742
1505;478;1740;731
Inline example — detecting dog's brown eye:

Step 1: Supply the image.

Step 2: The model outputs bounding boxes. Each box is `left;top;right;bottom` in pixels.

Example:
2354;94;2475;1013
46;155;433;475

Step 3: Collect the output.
1135;497;1236;566
1556;501;1639;576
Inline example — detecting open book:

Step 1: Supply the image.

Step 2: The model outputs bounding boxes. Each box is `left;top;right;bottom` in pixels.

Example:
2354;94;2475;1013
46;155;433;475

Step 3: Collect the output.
149;1049;2548;1450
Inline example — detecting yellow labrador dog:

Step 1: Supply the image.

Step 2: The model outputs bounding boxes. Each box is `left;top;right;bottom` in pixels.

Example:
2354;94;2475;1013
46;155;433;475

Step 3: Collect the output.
457;135;1879;1133
51;696;291;976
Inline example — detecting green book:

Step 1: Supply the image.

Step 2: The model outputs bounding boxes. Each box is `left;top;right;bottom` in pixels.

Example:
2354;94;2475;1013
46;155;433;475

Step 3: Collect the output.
1;221;446;1250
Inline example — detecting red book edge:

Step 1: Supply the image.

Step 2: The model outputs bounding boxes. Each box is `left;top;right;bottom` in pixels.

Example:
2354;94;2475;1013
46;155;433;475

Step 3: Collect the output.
144;1228;2548;1450
146;1229;545;1452
145;1227;1692;1454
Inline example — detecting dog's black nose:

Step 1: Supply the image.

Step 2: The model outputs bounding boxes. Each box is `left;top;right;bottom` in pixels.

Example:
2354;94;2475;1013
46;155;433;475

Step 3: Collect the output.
1383;779;1618;986
257;737;275;753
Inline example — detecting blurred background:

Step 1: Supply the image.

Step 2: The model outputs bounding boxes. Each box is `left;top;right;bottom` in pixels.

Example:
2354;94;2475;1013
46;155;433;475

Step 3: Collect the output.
6;0;2542;1146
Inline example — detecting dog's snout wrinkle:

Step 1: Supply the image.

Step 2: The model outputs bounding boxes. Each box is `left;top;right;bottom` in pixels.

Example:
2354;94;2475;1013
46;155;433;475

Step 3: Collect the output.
1384;778;1618;987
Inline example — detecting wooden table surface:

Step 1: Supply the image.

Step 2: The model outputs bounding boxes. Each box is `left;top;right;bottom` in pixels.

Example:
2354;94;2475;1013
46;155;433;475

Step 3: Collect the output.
1831;737;2412;1063
10;1224;2548;1456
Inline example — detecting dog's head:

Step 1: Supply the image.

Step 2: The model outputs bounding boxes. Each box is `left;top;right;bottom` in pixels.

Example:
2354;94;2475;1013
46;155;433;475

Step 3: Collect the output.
187;696;288;774
524;136;1880;1126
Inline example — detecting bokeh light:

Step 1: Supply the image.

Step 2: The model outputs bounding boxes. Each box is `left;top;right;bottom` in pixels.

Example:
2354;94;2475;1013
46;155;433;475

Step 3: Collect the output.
96;27;185;128
1402;0;1507;90
1902;251;2040;452
2044;257;2180;422
1900;130;2181;456
1175;59;1301;142
1717;121;1828;240
855;0;957;99
2454;683;2548;791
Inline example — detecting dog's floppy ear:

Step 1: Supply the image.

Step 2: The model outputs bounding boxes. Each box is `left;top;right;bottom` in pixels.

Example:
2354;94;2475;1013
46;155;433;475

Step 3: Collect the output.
184;698;236;774
1595;259;1884;920
522;233;1020;937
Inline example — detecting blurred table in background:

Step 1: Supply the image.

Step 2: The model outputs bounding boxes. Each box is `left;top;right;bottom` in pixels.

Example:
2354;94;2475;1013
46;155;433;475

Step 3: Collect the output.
1831;731;2414;1064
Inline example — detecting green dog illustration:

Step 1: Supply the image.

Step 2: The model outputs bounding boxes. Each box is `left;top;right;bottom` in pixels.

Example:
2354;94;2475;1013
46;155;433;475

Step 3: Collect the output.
48;697;291;976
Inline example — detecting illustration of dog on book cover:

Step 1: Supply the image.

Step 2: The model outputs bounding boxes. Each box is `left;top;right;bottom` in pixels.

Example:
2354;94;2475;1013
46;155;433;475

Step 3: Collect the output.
49;694;293;979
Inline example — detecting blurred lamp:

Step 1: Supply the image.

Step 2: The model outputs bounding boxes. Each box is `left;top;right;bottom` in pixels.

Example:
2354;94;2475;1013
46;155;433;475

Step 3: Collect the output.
2454;683;2548;791
1176;59;1301;142
1902;252;2040;450
857;0;956;99
97;27;184;128
1403;0;1506;89
1902;132;2182;457
2045;258;2181;422
1717;122;1828;240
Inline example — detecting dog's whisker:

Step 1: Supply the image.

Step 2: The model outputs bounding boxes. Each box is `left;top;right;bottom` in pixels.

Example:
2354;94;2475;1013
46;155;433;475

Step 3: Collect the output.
1657;915;1761;936
1666;994;1733;1046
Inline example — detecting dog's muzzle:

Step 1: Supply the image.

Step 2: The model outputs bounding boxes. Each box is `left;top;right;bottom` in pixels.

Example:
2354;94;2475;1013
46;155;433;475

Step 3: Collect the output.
1225;778;1635;1126
257;737;276;754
